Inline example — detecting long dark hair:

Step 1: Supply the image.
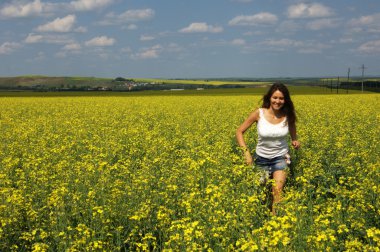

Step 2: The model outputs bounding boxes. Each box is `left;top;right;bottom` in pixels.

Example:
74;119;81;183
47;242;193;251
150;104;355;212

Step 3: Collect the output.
262;82;296;124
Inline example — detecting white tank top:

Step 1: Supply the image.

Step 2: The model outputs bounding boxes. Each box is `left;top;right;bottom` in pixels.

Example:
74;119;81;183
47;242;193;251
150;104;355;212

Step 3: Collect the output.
256;108;289;159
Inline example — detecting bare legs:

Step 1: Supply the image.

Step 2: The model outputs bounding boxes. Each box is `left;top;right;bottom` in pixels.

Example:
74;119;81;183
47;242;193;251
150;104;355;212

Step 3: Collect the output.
271;170;287;215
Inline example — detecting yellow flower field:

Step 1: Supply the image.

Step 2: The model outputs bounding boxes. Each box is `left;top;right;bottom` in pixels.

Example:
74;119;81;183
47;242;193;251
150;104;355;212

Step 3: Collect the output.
0;93;379;251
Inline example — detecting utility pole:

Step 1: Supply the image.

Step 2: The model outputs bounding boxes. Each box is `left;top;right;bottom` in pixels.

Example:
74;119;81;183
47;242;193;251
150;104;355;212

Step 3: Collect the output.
359;64;366;92
347;67;350;94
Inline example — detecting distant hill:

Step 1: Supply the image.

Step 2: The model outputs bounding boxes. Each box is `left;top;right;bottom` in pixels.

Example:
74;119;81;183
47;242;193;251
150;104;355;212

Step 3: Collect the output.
0;75;379;91
0;76;113;89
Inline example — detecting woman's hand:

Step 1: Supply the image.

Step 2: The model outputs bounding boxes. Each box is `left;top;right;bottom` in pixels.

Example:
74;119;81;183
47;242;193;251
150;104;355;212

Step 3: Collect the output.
244;150;253;165
292;140;300;149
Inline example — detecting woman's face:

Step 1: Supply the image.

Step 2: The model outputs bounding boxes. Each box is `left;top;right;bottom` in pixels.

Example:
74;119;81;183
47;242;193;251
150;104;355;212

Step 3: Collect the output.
270;90;285;111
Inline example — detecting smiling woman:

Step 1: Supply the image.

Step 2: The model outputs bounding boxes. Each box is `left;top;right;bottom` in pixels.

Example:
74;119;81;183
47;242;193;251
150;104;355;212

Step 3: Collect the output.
236;83;299;215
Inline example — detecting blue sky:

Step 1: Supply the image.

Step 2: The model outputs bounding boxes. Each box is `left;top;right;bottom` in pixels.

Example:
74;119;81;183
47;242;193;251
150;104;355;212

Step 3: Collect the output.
1;0;379;78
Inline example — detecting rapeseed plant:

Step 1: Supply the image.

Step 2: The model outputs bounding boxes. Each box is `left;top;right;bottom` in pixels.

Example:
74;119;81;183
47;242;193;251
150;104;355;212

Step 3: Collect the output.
0;94;379;250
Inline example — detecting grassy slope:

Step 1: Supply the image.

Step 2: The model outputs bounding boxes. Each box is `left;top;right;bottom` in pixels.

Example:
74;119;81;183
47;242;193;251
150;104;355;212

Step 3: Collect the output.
133;78;272;86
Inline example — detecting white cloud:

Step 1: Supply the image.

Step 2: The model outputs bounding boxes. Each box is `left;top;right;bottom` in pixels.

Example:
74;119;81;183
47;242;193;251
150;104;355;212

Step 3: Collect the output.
287;3;334;19
166;43;183;53
260;38;330;54
0;0;43;18
85;36;115;46
119;9;154;22
297;42;330;54
339;38;353;44
69;0;113;11
350;13;380;26
100;9;155;25
136;49;159;59
276;20;302;33
306;18;340;30
36;15;76;32
132;45;162;59
179;22;223;33
229;12;278;26
126;24;138;30
358;40;380;53
25;51;46;62
231;39;246;46
35;51;46;61
63;42;81;51
55;51;67;58
0;0;114;18
0;42;21;54
349;13;380;33
261;38;302;48
140;35;155;41
25;33;74;44
74;26;87;33
25;33;43;43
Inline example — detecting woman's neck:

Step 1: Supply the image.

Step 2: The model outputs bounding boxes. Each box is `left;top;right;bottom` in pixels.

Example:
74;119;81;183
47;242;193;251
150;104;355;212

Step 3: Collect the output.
268;107;284;118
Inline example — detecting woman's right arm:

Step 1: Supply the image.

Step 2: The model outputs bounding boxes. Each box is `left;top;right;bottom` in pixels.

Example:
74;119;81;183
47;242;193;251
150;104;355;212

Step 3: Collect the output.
236;109;260;165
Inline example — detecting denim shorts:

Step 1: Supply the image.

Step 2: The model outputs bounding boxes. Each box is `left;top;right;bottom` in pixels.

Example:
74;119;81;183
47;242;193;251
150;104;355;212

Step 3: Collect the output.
253;153;288;174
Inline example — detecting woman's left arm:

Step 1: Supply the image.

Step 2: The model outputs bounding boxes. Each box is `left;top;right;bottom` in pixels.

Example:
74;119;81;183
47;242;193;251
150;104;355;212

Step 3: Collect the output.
289;122;300;149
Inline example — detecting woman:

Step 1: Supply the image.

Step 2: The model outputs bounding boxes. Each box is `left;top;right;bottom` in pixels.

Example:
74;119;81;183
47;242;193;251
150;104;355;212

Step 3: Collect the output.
236;83;300;215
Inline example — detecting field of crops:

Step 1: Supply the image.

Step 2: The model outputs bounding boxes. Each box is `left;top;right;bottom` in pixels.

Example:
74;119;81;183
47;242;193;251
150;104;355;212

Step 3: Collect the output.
1;91;379;251
133;78;272;86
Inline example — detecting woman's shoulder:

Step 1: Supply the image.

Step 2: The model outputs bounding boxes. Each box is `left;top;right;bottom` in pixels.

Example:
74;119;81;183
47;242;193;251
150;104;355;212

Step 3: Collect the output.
252;107;262;114
257;107;267;116
250;107;261;121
